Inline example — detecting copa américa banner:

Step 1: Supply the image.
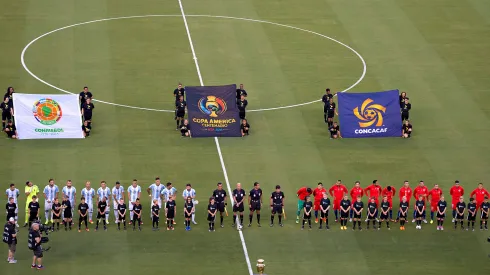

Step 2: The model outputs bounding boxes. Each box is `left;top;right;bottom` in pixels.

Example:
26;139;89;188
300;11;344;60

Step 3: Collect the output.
12;94;84;139
338;90;401;138
186;84;241;137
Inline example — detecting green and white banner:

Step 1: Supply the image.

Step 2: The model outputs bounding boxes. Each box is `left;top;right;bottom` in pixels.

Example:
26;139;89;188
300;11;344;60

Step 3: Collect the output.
12;94;84;139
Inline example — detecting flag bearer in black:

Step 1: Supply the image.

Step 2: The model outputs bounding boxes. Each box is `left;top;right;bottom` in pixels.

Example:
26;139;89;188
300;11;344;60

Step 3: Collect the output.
480;197;489;230
78;197;89;232
352;196;363;230
319;193;330;230
6;197;16;222
325;98;338;128
467;198;477;231
237;95;248;120
165;197;176;230
27;196;40;227
270;185;285;227
180;119;191;137
79;87;93;105
132;199;143;231
1;97;13;129
175;95;187;130
152;199;160;231
322;88;334;123
301;196;313;230
207;197;218;232
380;196;391;230
339;195;351;230
366;197;378;230
173;83;185;102
117;198;127;230
241;119;250;137
455;196;465;230
402;120;412;138
436;195;447;230
232;183;246;227
248;182;262;227
51;198;61;231
96;197;107;231
4;120;17;139
399;92;407;108
212;183;227;228
82;120;91;137
401;98;411;122
81;98;95;125
329;122;341;139
236;84;247;103
4;87;14;107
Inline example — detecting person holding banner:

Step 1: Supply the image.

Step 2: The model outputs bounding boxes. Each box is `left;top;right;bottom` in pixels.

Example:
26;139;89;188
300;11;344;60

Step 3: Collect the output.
329;122;341;139
175;95;187;130
180;119;191;137
237;95;248;120
79;87;93;105
325;98;338;128
81;98;95;125
402;120;412;138
401;98;411;122
322;88;334;123
1;97;14;129
241;119;250;137
236;84;247;103
4;120;17;139
399;92;407;108
173;83;185;102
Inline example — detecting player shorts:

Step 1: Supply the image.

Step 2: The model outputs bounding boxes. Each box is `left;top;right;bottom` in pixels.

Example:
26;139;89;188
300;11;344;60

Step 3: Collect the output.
64;211;72;219
481;213;489;219
28;213;37;222
467;214;476;221
320;210;329;219
368;210;378;219
167;212;175;219
184;212;192;218
353;213;361;219
415;211;425;218
401;112;409;121
33;246;43;258
430;203;438;212
380;213;389;220
340;210;349;218
152;216;159;222
327;111;335;119
476;201;483;210
217;202;225;213
436;213;445;219
6;214;15;221
456;214;464;220
239;111;246;120
52;213;61;220
297;200;305;211
2;112;12;121
207;214;215;222
176;111;185;118
272;205;283;215
313;202;321;211
233;204;244;213
451;200;458;210
97;212;105;219
250;201;261;211
44;201;53;212
399;212;407;219
83;113;92;121
303;213;311;219
119;215;126;221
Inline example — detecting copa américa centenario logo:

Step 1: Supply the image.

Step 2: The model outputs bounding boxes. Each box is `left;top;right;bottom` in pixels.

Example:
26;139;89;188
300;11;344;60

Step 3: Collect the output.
198;96;227;118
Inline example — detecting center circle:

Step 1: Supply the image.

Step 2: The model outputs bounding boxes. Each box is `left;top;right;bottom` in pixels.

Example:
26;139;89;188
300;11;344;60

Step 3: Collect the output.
21;15;367;113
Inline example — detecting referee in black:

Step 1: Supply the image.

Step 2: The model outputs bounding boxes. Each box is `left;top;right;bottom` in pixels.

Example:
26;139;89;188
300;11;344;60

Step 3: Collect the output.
248;182;262;227
3;217;17;263
237;95;248;121
175;95;187;130
212;183;227;228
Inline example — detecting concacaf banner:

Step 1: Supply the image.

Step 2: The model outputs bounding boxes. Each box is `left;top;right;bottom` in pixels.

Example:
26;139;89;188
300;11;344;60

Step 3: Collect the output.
186;84;241;137
12;94;84;139
337;90;401;138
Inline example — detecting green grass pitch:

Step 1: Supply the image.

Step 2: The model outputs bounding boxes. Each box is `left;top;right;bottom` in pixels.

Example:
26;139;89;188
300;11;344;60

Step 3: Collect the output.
1;0;490;274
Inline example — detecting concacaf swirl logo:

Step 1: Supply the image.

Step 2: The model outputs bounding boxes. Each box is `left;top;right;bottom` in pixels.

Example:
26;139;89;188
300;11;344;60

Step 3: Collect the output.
198;96;227;118
353;98;386;127
32;98;63;125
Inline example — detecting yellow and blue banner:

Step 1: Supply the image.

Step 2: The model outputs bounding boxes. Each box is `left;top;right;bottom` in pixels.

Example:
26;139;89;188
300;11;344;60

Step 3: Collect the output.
186;84;241;137
338;90;401;138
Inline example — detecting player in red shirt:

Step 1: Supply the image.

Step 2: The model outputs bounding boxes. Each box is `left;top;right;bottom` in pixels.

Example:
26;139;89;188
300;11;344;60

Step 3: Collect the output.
296;187;312;224
381;185;396;221
397;181;412;222
470;183;490;210
449;180;464;222
349;181;363;221
328;180;348;222
412;181;429;223
312;183;326;223
364;180;382;221
428;184;443;224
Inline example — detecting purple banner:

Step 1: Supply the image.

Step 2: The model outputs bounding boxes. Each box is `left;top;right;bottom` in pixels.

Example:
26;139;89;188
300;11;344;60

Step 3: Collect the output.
186;84;241;137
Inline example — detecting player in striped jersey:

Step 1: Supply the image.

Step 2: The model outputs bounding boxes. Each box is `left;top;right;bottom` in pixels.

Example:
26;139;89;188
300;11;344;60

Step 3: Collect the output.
112;181;125;224
161;182;177;224
5;184;20;227
147;177;164;218
127;179;141;223
81;181;96;223
43;179;59;225
97;181;112;224
182;183;197;224
62;180;76;223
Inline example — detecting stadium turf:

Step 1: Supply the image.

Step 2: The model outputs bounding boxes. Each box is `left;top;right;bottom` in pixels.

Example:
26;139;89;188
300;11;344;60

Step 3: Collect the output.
1;0;490;274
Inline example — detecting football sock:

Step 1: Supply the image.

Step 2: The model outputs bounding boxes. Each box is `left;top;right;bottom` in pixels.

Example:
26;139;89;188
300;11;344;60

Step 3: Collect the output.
454;220;458;227
430;212;434;220
324;114;327;122
296;208;301;217
105;213;109;221
386;221;389;227
460;221;464;228
249;214;253;224
103;220;106;226
308;219;311;226
353;221;356;229
233;215;237;224
176;120;179;127
257;214;261;224
209;222;212;230
367;220;370;227
334;210;338;219
89;212;93;221
271;215;274;224
319;218;323;226
314;211;318;218
468;221;470;227
84;220;88;228
240;215;244;225
413;210;416;219
302;219;305;226
56;222;60;229
440;220;444;226
480;220;483;227
278;215;282;223
2;122;5;128
326;218;329;225
358;221;361;227
64;222;67;229
389;210;393;219
452;210;456;218
471;221;475;228
349;209;353;218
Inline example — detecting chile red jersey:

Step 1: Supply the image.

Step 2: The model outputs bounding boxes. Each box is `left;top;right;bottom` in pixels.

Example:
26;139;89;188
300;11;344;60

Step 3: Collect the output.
350;187;363;201
364;184;382;200
313;188;326;202
449;185;464;201
382;187;396;202
297;187;312;200
470;188;490;202
413;186;429;200
399;186;412;202
428;188;443;203
329;184;348;198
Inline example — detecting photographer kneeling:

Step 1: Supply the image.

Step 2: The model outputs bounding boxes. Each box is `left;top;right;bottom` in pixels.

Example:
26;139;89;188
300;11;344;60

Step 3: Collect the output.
28;223;45;270
3;217;17;263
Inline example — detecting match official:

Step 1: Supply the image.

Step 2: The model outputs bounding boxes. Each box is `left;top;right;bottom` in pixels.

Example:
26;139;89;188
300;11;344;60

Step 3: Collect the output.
3;217;17;263
28;223;44;270
270;185;285;227
175;95;187;130
212;183;227;228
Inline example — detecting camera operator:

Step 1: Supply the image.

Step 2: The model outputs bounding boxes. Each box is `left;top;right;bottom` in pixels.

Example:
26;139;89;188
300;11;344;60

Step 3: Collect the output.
28;223;45;270
3;217;17;263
